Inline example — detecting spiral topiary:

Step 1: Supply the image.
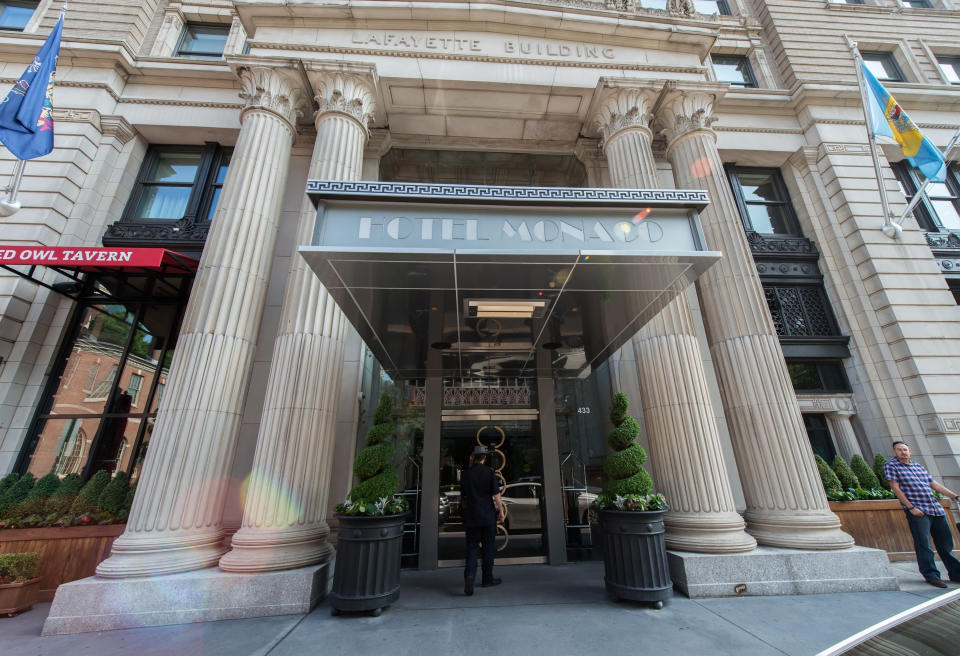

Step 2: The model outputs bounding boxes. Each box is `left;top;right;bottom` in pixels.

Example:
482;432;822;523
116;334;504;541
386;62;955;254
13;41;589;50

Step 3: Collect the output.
815;455;842;491
873;453;891;490
347;394;400;505
850;454;881;490
831;455;860;490
602;392;652;498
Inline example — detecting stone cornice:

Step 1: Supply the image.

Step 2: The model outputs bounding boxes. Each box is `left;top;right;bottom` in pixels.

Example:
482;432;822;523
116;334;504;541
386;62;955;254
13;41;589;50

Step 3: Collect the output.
99;115;137;145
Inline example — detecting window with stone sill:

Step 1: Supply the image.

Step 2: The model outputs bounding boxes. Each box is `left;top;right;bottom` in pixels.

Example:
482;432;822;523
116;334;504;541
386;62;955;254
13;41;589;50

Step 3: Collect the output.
175;23;229;59
900;0;933;8
711;54;758;88
828;0;866;4
803;413;838;463
892;161;960;232
639;0;732;13
937;56;960;84
861;51;906;83
0;0;36;31
726;166;802;235
123;144;231;224
788;360;851;393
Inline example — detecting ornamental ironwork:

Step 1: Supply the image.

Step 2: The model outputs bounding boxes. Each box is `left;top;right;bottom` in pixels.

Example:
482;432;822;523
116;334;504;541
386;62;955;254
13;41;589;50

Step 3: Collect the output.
764;286;837;337
746;231;817;256
102;217;210;248
443;386;532;407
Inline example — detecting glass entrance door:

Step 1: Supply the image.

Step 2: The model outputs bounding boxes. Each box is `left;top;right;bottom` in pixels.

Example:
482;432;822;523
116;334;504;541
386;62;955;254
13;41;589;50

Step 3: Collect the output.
438;414;546;564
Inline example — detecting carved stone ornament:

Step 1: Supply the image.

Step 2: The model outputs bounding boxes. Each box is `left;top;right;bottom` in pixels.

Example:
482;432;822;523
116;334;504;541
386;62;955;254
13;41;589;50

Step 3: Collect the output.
668;0;696;16
102;217;210;247
311;72;376;132
656;90;718;146
237;66;304;130
926;231;960;250
593;87;657;145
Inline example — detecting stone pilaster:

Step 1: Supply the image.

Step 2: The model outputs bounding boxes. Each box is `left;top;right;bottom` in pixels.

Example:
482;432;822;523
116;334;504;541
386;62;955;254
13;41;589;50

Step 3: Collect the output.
657;87;853;549
219;70;375;572
96;66;304;578
592;87;755;553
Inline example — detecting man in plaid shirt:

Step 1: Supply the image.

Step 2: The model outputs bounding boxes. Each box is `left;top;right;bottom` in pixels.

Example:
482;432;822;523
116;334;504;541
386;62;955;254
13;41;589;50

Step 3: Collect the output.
884;441;960;588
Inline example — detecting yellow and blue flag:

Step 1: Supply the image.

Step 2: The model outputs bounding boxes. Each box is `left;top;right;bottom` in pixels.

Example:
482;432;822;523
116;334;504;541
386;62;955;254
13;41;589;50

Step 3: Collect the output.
0;14;63;160
861;62;946;183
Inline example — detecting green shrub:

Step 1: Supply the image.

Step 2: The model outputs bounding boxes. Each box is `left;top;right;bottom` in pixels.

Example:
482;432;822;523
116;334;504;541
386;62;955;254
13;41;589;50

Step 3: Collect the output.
0;473;36;516
51;473;82;498
873;453;891;490
850;454;881;490
344;395;401;506
71;470;110;513
122;483;136;516
0;552;39;583
831;455;860;490
98;472;130;515
815;455;842;491
601;393;653;498
27;473;61;501
0;472;20;499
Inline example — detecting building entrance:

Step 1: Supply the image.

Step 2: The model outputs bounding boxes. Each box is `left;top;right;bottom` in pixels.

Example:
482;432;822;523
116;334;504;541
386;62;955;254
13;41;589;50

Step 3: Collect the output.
438;411;546;566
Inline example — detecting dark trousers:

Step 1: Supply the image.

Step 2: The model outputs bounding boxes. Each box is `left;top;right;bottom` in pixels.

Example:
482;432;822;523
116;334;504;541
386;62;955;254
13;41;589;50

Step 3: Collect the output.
905;511;960;581
464;523;496;582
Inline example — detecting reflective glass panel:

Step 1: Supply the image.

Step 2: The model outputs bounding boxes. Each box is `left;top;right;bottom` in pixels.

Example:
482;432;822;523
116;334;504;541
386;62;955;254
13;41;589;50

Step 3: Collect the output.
713;56;755;87
178;24;228;57
147;151;201;183
939;59;960;84
0;2;34;30
26;417;100;478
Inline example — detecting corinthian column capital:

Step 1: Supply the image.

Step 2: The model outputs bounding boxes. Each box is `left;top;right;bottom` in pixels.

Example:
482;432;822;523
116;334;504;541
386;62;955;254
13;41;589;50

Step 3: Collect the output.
655;89;720;149
308;71;377;133
591;87;658;145
237;65;305;132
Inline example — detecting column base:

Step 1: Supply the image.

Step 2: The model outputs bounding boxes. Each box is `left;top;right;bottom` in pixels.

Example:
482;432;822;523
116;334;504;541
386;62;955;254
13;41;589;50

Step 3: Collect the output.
664;511;758;554
42;562;331;635
95;529;228;578
219;524;334;572
668;545;898;597
744;509;855;550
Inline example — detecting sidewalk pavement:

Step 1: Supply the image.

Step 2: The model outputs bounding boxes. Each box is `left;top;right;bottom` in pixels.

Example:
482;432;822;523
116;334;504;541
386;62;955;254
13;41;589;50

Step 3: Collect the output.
2;560;956;656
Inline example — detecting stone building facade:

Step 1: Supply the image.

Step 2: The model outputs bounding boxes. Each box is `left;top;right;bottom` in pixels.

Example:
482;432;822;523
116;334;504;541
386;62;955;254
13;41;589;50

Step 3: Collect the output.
0;0;958;632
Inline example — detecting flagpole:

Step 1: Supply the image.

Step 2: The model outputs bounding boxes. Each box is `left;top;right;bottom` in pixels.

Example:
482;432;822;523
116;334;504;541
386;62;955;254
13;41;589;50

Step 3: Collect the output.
846;36;902;239
894;125;960;227
0;158;25;217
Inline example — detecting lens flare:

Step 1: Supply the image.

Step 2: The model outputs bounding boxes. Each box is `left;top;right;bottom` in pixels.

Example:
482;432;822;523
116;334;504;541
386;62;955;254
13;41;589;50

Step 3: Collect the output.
632;208;651;223
690;156;712;179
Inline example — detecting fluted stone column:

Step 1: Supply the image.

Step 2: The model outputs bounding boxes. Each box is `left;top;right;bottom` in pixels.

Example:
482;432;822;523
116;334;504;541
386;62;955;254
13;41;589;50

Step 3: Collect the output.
657;87;853;549
96;66;305;578
219;71;375;572
828;411;861;462
593;87;755;553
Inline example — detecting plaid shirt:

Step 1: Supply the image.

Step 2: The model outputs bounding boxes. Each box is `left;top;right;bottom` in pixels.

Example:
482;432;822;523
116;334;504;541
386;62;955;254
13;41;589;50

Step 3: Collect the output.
883;458;944;516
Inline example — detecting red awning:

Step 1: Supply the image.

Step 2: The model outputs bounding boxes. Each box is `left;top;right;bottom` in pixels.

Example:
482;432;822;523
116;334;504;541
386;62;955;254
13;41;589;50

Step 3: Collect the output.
0;246;198;274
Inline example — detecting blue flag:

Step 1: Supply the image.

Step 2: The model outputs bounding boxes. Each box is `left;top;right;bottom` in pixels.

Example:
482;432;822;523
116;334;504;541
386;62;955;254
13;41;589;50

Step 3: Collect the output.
861;61;946;183
0;14;63;160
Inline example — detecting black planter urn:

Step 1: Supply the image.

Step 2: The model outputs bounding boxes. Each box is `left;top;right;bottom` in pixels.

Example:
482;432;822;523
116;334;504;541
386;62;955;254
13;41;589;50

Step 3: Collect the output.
330;513;406;616
598;508;672;607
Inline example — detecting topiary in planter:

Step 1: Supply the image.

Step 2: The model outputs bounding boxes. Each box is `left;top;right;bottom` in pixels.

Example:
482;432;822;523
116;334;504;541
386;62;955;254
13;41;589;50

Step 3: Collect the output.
831;455;860;490
850;454;881;490
815;455;842;491
602;392;652;498
70;470;110;514
873;453;891;490
27;473;61;501
0;473;20;499
0;473;35;517
344;394;401;507
98;472;130;515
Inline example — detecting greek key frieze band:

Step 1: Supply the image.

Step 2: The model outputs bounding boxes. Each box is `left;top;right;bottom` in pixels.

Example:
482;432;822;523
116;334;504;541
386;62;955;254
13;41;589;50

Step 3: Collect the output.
306;180;710;208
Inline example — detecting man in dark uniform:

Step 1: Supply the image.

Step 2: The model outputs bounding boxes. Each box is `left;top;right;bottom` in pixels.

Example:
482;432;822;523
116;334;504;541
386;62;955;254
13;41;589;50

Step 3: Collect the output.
461;444;505;595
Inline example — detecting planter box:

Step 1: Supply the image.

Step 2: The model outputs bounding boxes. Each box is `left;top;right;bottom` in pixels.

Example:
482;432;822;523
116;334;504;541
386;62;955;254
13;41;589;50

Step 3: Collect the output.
598;508;672;606
0;525;125;601
0;577;41;615
829;500;960;561
330;514;406;616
